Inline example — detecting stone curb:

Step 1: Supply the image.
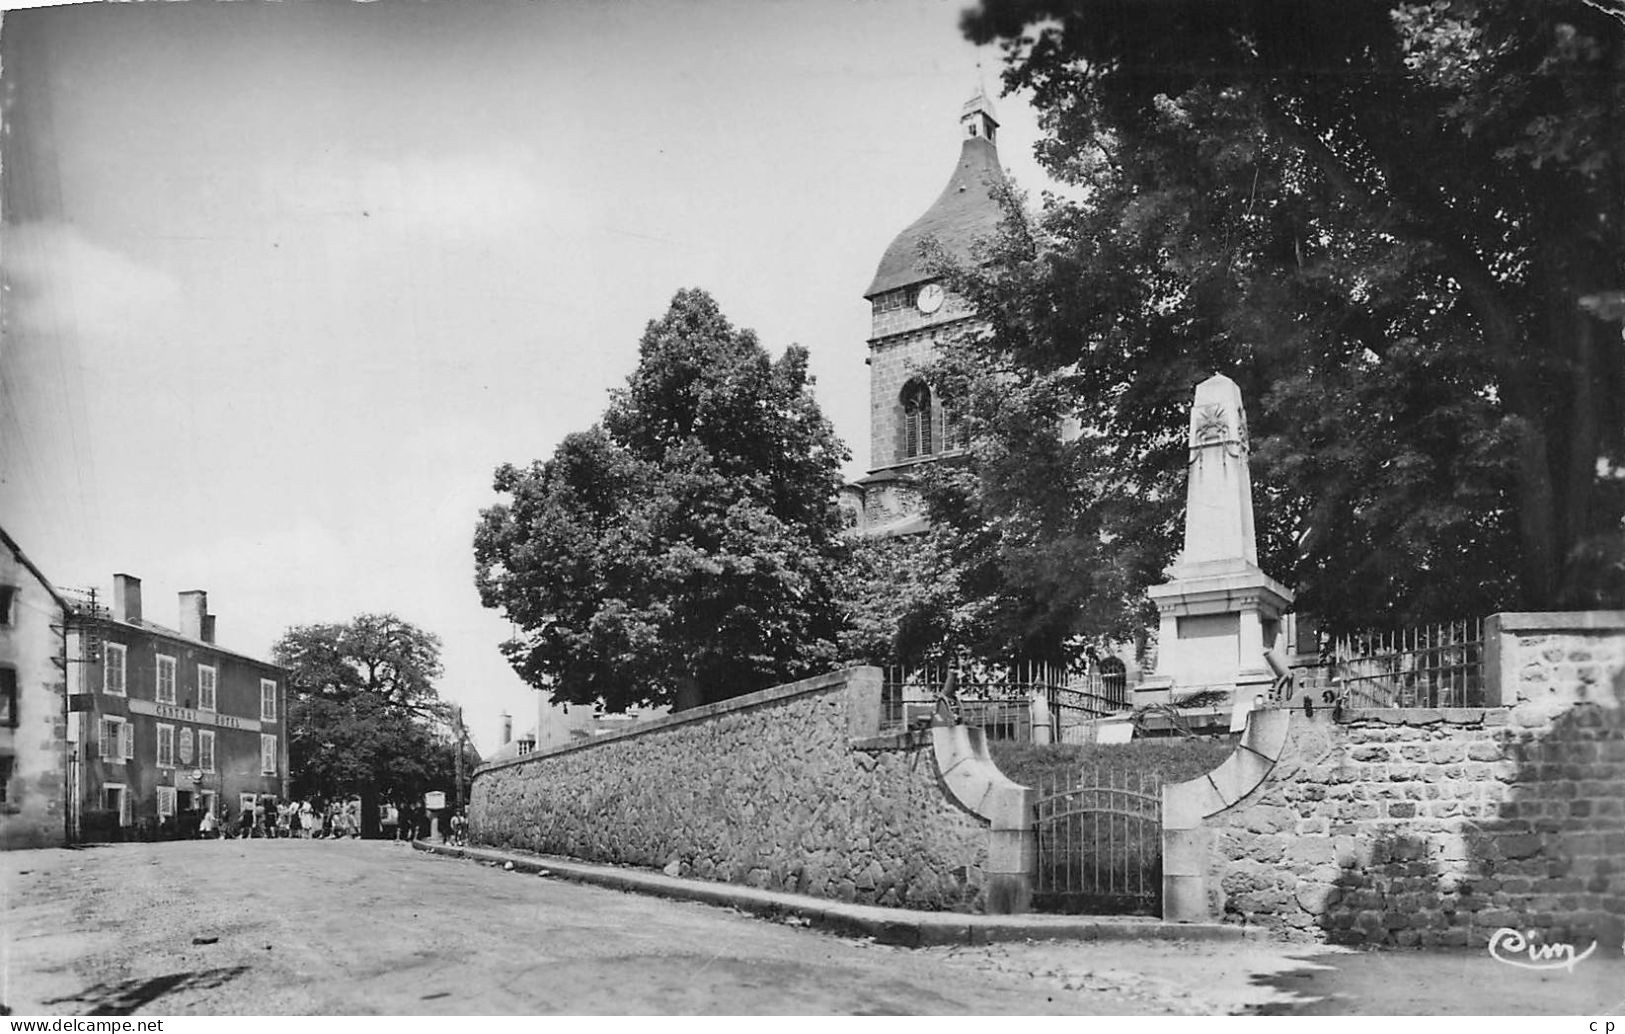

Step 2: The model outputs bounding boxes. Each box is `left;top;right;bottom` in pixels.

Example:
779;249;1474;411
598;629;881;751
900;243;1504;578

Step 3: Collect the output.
411;840;1254;948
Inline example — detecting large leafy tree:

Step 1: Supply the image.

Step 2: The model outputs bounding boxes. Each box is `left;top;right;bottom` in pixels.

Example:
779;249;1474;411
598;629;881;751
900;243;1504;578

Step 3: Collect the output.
474;289;849;711
833;531;973;667
273;614;462;810
933;0;1624;643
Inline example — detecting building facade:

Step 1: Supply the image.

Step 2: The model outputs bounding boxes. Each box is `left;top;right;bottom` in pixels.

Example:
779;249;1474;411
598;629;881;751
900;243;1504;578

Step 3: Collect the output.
68;574;288;839
1;526;70;849
839;86;1009;537
531;694;667;754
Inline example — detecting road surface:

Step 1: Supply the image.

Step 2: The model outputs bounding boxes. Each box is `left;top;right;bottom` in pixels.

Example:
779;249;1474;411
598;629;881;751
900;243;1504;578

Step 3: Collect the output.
4;839;1621;1014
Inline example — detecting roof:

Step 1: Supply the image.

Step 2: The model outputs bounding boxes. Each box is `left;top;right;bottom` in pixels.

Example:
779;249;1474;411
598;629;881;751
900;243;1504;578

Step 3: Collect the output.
864;134;1008;298
484;725;538;764
851;467;913;487
108;616;288;672
0;524;72;614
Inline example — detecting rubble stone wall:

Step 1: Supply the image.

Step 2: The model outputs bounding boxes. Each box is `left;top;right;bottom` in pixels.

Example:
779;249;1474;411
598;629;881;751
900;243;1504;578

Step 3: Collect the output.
469;668;991;911
1201;615;1625;947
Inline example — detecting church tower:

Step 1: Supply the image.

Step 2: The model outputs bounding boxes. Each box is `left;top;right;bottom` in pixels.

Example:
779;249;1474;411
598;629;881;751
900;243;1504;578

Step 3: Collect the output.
839;86;1009;536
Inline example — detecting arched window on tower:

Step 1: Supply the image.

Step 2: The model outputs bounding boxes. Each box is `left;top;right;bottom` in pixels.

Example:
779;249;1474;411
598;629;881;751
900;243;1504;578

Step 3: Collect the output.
901;380;934;460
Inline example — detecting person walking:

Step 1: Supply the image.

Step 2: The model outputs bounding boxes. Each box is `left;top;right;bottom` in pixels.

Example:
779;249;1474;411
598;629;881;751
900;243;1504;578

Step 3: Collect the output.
299;800;315;839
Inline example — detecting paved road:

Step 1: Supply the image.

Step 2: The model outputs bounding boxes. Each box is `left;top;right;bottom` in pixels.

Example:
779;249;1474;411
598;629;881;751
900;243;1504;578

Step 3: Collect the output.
4;840;1622;1015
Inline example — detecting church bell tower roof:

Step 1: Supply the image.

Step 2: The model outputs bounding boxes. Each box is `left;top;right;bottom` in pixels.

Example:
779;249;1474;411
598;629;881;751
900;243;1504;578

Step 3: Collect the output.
864;87;1008;299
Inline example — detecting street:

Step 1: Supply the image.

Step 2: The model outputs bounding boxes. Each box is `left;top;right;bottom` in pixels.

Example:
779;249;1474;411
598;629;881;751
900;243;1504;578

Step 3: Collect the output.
4;839;1622;1015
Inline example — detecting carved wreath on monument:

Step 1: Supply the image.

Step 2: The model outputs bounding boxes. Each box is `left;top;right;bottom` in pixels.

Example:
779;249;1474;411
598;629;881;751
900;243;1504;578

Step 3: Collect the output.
1190;402;1248;461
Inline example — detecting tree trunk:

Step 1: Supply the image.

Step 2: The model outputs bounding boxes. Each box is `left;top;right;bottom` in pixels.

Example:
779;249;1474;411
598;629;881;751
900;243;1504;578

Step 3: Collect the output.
674;676;703;712
360;788;380;837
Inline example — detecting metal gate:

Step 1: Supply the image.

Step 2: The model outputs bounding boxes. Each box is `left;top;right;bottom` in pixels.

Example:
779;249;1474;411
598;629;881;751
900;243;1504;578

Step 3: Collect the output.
1032;765;1163;915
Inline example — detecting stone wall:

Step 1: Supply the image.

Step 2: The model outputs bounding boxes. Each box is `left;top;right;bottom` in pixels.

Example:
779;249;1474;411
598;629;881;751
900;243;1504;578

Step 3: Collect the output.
1192;613;1625;947
470;668;993;911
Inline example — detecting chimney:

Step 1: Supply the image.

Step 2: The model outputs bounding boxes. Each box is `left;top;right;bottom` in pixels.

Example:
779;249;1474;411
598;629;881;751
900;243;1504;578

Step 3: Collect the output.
179;590;207;641
201;614;217;644
113;574;142;624
500;713;513;746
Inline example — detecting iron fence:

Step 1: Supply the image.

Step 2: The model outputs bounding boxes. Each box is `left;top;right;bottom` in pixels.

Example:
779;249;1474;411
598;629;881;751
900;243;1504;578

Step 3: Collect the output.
880;661;1132;740
1032;763;1162;915
1292;618;1485;709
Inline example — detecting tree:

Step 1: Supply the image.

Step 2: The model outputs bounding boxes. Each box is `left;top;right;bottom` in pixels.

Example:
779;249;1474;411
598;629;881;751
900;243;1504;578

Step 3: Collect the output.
273;614;462;810
833;531;971;667
933;0;1624;641
474;288;850;711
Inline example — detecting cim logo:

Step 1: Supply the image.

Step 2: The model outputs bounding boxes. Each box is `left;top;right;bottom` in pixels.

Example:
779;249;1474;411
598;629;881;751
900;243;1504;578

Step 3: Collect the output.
1487;928;1599;972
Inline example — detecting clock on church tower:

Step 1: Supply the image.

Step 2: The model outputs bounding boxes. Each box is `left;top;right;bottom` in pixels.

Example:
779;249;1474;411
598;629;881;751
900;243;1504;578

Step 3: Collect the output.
836;85;1009;538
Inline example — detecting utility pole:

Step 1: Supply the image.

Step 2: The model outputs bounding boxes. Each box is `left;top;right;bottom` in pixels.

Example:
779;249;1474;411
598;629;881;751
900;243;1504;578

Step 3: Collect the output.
453;704;466;812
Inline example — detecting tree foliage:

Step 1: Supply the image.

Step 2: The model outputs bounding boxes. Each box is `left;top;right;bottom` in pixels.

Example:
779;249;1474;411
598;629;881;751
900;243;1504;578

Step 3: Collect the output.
833;531;970;666
273;614;460;806
474;288;850;711
935;0;1625;644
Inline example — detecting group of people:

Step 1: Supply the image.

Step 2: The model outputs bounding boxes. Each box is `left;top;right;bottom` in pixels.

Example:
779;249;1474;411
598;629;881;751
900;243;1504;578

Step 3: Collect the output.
189;797;469;843
379;802;469;845
197;798;363;839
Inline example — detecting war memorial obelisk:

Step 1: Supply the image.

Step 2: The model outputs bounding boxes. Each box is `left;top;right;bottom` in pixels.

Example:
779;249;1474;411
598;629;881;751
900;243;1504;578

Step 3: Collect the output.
1142;374;1293;705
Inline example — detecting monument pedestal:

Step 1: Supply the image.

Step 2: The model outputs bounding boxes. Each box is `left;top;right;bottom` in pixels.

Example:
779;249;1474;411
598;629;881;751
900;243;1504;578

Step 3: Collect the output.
1147;557;1292;696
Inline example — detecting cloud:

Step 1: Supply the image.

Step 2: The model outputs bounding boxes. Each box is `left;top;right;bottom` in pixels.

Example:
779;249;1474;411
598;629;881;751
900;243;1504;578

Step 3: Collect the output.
1;221;180;343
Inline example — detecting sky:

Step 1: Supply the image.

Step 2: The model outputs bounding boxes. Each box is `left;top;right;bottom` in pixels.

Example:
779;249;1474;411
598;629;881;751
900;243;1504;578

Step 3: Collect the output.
0;0;1055;754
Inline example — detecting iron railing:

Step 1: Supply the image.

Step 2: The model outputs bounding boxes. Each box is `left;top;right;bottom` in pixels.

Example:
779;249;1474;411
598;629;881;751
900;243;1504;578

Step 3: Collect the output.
1292;618;1485;709
881;661;1132;740
1032;763;1162;915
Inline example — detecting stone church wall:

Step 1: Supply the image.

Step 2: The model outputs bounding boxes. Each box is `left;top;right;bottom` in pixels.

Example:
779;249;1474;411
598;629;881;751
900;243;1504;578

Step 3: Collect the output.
866;291;977;472
869;329;944;471
1190;615;1625;948
469;667;992;911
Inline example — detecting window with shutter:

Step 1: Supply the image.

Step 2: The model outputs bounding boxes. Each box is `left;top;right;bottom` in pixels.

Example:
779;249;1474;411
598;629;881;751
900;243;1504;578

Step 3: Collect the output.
156;724;174;768
104;644;126;696
156;654;177;704
0;667;16;728
99;717;130;762
199;730;215;773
